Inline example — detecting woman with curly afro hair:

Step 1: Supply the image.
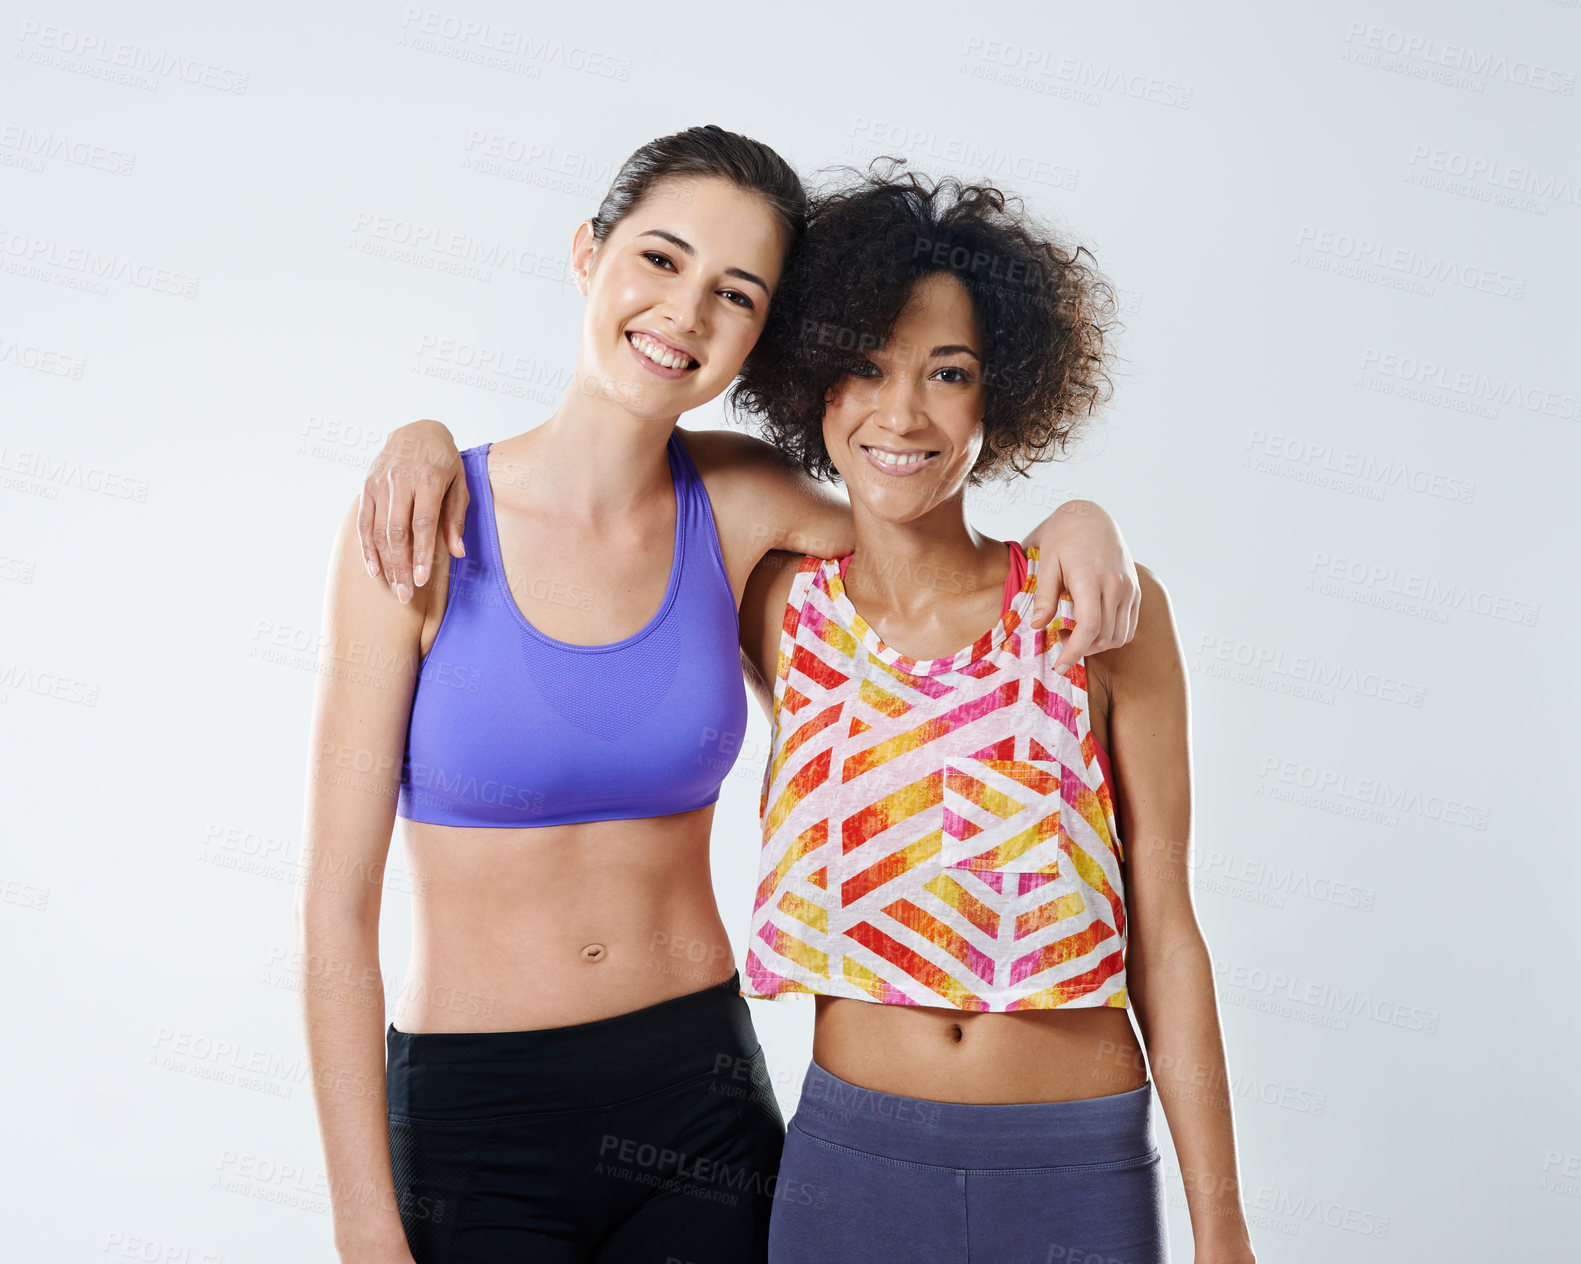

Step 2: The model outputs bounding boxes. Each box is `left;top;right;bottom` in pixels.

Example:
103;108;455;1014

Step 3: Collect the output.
735;164;1256;1264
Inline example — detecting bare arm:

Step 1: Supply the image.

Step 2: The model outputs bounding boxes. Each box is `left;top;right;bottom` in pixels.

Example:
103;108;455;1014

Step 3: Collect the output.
707;429;1140;665
681;427;1143;671
1107;564;1256;1264
738;547;802;722
295;495;430;1264
355;420;1141;675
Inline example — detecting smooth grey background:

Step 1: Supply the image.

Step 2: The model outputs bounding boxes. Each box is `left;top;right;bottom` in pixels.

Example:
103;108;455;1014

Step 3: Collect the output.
2;0;1578;1259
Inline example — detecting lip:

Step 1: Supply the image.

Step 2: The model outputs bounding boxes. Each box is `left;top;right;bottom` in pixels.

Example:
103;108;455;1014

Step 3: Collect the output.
626;329;700;379
859;442;941;478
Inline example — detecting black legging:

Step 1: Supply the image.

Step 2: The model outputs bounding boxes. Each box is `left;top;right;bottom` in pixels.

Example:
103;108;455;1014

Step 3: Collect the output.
386;972;785;1262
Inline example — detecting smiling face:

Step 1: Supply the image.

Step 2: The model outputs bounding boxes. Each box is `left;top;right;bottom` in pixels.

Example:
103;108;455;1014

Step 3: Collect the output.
571;175;788;421
822;271;987;523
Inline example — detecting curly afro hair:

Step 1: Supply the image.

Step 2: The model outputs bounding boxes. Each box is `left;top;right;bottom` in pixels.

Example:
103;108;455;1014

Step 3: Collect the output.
730;159;1120;485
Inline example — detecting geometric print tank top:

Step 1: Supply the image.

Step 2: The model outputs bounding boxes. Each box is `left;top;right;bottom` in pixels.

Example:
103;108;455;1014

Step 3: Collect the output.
743;544;1128;1012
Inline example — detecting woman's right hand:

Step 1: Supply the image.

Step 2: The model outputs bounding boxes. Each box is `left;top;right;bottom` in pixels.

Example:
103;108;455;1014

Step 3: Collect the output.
358;419;467;603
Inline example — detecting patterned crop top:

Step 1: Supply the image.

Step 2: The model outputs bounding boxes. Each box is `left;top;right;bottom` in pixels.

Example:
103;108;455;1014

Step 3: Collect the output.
744;543;1127;1012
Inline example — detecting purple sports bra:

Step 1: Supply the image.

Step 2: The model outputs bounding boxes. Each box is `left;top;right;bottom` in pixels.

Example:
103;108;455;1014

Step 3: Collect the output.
396;431;748;828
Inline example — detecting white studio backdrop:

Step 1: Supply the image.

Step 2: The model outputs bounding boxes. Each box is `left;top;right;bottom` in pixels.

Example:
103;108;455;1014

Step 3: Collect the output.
2;0;1578;1259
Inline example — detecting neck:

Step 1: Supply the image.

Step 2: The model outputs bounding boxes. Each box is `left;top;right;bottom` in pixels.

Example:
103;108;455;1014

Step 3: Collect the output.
492;363;681;522
842;495;1007;619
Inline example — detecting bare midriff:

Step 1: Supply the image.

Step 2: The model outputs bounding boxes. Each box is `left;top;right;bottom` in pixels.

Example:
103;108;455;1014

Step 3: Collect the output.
390;802;736;1033
810;996;1147;1104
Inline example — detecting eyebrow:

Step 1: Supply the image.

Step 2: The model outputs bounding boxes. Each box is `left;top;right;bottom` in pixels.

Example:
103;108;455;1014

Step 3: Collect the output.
932;344;982;362
636;229;770;295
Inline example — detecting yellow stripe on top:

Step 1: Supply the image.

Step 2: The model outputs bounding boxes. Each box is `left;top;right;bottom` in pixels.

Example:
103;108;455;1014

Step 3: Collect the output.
744;546;1129;1013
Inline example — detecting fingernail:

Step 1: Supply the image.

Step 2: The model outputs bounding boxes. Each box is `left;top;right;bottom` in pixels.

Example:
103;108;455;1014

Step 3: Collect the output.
395;582;412;603
414;563;429;586
364;555;379;578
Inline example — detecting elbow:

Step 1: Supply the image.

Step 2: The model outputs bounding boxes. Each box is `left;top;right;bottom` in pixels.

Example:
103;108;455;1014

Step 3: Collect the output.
1126;915;1210;982
294;877;380;950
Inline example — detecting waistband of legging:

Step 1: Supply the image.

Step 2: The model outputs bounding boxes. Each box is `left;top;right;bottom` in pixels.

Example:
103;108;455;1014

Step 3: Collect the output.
788;1058;1157;1169
386;971;758;1118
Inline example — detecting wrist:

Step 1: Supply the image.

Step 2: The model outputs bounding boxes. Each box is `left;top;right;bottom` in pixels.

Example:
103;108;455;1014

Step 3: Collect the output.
1192;1218;1256;1262
334;1215;409;1260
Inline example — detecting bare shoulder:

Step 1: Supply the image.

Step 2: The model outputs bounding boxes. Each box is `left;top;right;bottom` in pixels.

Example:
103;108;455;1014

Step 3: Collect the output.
673;424;795;478
674;426;853;562
674;425;803;516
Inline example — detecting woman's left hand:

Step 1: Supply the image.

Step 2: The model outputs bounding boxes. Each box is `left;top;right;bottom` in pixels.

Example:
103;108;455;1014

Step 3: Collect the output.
1024;498;1141;674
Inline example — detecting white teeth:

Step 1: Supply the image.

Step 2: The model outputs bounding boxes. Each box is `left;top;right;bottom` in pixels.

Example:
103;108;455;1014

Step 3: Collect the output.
866;446;931;467
631;333;693;370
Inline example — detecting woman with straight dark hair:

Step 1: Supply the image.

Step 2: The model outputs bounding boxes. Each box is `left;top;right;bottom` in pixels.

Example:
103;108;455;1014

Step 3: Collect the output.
301;125;1143;1264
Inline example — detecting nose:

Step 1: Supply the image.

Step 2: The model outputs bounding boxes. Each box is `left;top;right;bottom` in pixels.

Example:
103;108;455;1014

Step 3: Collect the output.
872;369;929;437
658;278;707;338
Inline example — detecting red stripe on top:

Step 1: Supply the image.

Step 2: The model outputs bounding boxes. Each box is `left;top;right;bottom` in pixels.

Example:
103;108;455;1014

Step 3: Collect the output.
1093;736;1114;787
836;541;1112;782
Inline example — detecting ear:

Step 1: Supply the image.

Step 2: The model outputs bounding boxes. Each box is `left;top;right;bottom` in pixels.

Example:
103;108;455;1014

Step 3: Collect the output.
570;220;597;295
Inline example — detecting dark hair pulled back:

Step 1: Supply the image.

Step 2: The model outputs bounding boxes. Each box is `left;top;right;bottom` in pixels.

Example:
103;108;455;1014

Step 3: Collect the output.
590;124;807;253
